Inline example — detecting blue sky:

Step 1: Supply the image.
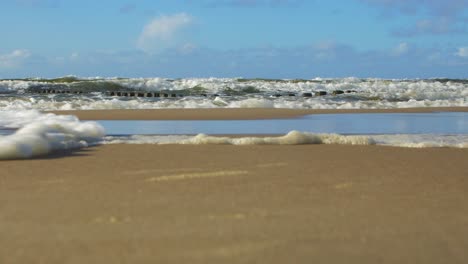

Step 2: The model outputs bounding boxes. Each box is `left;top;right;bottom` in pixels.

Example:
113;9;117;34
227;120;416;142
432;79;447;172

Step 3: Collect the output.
0;0;467;78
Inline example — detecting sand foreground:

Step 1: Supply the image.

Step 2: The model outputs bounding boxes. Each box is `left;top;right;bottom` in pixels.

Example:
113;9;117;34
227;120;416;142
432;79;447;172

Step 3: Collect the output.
2;107;468;263
1;143;468;263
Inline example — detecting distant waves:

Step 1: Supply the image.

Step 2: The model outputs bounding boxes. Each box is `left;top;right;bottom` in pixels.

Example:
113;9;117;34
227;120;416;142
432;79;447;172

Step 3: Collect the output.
0;77;467;110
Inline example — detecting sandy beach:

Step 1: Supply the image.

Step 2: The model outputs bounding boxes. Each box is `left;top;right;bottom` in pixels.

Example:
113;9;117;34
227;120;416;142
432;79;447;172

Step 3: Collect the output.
1;108;468;263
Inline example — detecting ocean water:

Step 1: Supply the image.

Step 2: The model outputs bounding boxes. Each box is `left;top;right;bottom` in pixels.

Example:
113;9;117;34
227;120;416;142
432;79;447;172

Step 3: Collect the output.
100;112;468;149
0;77;467;110
100;113;468;135
0;77;467;159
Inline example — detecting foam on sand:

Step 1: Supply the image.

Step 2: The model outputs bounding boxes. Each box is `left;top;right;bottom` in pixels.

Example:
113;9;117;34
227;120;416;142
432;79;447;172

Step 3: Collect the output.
104;132;468;148
181;131;375;145
371;134;468;148
0;110;104;160
104;131;375;146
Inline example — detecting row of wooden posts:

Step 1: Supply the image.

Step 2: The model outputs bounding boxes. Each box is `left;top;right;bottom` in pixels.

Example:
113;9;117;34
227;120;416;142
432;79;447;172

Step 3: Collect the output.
34;89;357;97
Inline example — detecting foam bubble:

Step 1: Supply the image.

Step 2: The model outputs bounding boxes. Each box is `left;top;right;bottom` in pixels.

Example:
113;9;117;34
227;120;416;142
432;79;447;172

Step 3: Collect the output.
0;110;104;160
103;132;468;148
229;98;275;108
371;134;468;148
104;131;375;146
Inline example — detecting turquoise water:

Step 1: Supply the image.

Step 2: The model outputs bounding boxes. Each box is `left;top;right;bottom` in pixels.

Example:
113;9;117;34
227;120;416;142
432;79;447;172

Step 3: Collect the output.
98;112;468;136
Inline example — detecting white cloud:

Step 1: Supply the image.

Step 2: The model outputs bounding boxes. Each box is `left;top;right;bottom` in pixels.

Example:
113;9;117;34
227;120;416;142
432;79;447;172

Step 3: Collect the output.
70;52;79;60
137;13;193;53
313;41;338;60
392;42;409;56
456;47;468;58
178;43;198;54
0;49;31;69
393;17;464;36
311;41;356;61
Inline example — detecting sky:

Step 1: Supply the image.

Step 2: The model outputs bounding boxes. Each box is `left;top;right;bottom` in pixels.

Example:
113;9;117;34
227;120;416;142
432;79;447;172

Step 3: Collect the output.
0;0;467;78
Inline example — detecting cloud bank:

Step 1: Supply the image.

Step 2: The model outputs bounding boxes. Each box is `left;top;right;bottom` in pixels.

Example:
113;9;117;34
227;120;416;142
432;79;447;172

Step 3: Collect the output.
0;50;31;69
5;42;467;79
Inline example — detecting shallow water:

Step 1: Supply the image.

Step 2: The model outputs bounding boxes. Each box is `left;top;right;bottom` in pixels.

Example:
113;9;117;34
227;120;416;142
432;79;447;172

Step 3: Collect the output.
1;111;467;160
0;128;12;135
99;112;468;136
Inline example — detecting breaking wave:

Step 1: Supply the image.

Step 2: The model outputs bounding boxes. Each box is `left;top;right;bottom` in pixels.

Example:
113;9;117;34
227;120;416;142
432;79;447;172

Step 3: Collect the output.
103;132;468;148
0;77;467;110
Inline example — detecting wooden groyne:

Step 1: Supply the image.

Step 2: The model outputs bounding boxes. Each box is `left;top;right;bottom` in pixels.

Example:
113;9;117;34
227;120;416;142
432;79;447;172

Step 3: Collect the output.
31;89;357;98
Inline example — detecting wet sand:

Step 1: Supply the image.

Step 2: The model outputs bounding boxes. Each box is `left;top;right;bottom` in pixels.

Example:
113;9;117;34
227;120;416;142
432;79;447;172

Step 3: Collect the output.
50;106;468;120
2;107;468;263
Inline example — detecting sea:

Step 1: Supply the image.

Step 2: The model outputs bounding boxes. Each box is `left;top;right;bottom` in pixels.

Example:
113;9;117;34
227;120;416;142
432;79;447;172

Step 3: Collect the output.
0;77;467;159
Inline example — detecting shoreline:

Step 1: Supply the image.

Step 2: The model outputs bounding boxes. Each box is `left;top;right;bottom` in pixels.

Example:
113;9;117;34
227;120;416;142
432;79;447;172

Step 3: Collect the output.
49;106;468;120
2;107;468;262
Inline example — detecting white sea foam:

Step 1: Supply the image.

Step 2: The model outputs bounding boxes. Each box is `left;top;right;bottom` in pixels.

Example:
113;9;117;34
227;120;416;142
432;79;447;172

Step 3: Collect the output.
371;134;468;148
104;131;375;146
103;132;468;148
0;80;41;92
0;96;466;111
0;110;104;160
